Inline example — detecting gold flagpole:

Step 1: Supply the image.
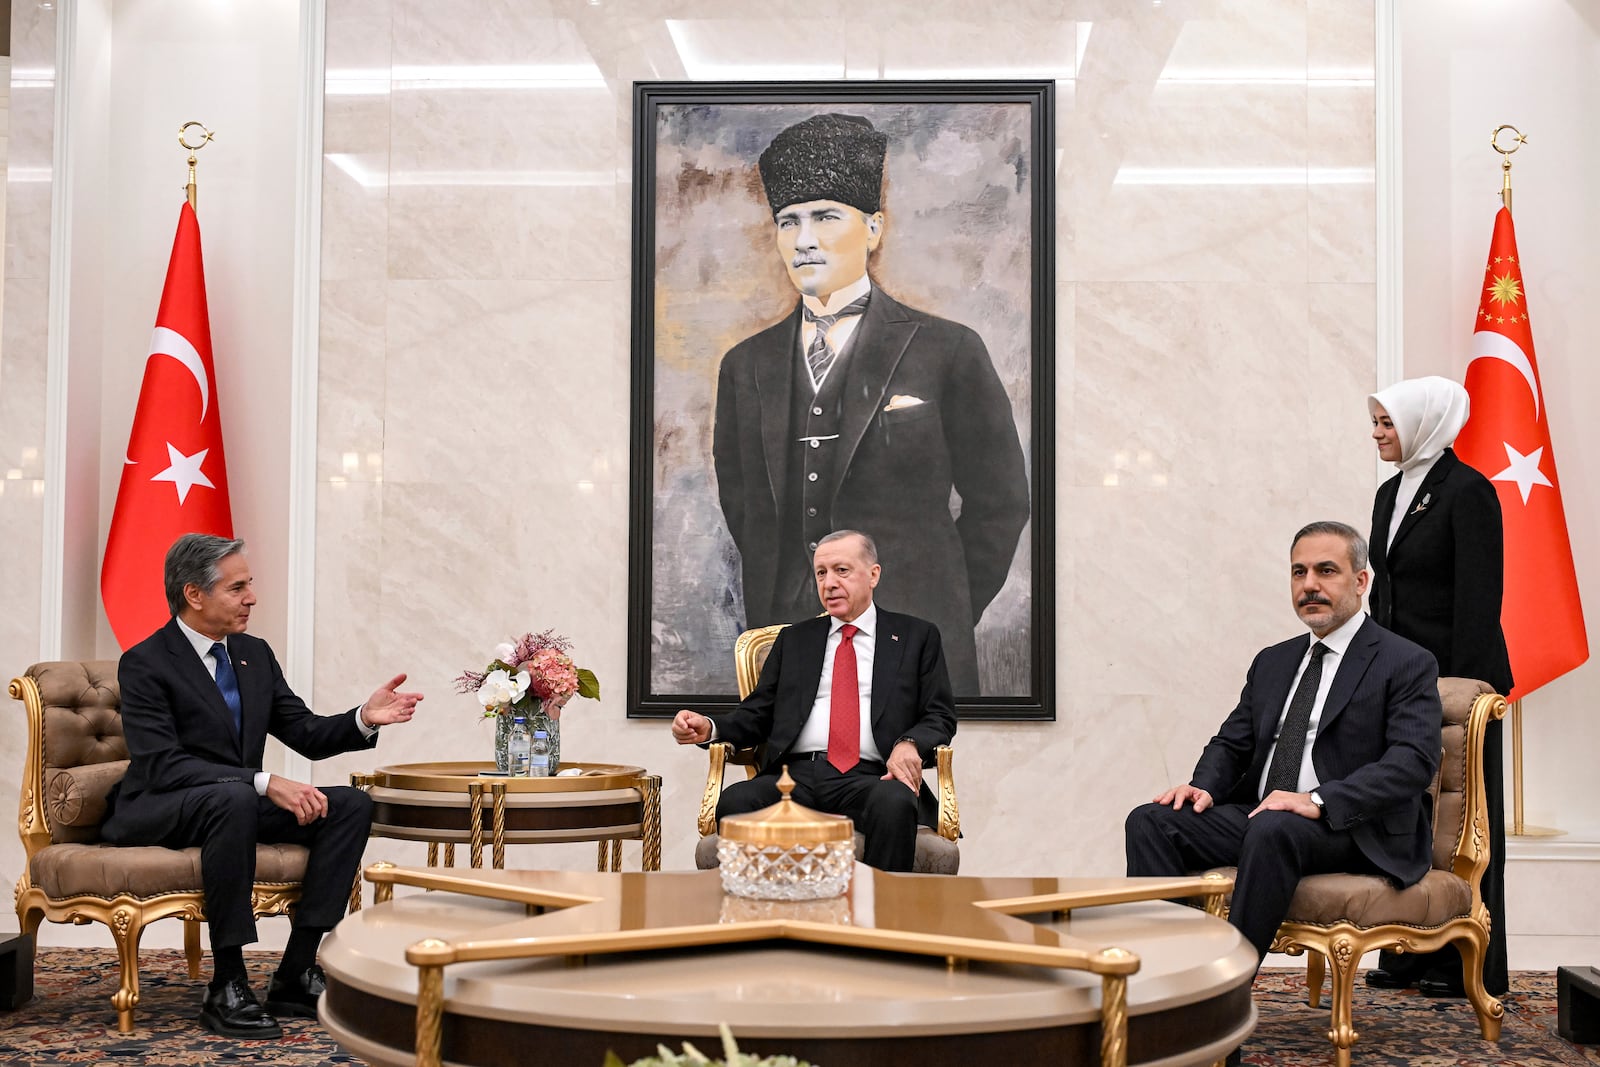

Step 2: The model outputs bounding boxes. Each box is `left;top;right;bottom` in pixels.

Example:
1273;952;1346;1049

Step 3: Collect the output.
178;120;215;209
1490;124;1564;839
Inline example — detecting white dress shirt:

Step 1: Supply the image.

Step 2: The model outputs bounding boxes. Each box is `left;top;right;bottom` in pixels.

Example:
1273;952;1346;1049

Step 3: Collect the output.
175;616;375;796
792;603;885;763
1257;611;1367;798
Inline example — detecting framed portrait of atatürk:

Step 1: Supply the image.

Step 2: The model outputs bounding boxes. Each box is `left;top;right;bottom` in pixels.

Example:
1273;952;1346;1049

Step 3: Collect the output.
627;80;1055;722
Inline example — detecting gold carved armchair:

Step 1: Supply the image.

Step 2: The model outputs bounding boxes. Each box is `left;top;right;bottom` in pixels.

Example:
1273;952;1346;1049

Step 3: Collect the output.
692;624;961;874
1205;677;1507;1066
12;661;310;1032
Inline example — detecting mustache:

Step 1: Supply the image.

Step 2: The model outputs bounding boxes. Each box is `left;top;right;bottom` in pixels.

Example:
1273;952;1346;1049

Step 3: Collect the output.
1297;594;1331;608
791;254;825;267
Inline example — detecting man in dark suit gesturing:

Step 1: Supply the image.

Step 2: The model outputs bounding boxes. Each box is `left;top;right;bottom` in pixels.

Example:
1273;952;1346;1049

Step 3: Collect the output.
103;534;421;1038
671;530;956;871
1125;521;1442;961
712;113;1030;696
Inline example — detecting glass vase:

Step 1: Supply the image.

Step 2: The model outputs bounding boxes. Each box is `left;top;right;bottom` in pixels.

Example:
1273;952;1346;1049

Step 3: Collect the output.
493;712;513;773
494;702;560;772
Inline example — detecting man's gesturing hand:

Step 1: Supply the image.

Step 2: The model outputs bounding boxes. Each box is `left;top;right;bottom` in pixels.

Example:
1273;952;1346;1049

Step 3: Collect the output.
671;709;712;745
1152;783;1215;812
360;673;423;727
266;776;329;826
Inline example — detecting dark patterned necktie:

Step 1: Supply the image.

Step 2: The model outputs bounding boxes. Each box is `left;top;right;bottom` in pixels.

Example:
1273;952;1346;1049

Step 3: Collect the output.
827;624;861;772
1263;641;1329;796
802;294;870;382
211;641;243;735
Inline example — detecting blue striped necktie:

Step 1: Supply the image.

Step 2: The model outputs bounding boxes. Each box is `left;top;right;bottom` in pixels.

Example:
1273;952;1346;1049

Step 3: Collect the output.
802;294;869;382
211;642;242;735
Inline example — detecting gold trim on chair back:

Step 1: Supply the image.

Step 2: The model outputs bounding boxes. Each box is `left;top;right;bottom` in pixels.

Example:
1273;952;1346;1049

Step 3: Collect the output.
1451;691;1508;916
734;624;786;699
11;674;52;866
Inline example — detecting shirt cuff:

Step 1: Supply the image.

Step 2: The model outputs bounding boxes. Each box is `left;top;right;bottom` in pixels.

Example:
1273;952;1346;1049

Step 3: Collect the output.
253;771;271;796
356;704;379;738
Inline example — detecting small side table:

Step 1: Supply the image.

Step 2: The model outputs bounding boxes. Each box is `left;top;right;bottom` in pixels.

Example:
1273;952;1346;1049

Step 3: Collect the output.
0;931;34;1011
353;762;662;876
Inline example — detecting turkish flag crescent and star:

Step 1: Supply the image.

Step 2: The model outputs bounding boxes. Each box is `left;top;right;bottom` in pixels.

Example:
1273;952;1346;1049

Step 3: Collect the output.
1453;206;1588;700
100;202;234;649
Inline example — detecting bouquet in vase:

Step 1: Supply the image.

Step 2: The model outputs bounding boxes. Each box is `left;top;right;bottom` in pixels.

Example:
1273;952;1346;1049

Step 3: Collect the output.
455;630;599;770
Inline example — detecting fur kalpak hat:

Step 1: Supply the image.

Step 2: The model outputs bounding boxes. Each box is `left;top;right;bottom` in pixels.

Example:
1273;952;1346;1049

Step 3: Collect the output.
758;113;888;216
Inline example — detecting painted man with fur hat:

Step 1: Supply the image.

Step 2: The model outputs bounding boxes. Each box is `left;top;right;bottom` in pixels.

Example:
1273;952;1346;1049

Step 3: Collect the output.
711;112;1030;696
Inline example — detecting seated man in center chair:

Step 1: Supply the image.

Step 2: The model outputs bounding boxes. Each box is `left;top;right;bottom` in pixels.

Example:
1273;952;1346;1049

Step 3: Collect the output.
671;529;956;872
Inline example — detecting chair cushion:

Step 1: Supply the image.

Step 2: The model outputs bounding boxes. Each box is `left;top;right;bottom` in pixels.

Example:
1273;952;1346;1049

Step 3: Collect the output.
44;761;129;833
30;842;309;900
1204;866;1472;929
696;828;959;876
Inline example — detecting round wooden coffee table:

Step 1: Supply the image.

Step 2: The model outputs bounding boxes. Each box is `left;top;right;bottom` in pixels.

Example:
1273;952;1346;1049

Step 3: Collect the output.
321;866;1255;1067
355;762;661;874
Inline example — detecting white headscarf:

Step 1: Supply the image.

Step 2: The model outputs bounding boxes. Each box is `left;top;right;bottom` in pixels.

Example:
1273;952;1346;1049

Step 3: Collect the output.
1367;376;1470;471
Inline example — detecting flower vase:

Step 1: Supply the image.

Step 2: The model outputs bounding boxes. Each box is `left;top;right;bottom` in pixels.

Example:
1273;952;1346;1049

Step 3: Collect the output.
493;712;513;773
530;701;561;770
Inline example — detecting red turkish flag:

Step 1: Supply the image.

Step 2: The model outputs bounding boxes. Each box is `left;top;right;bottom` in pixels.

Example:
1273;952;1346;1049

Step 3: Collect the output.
1454;206;1588;699
100;202;234;649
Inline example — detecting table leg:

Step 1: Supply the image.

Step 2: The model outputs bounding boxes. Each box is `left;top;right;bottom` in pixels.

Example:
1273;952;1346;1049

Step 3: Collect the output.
491;783;508;870
427;842;439;868
444;843;455;868
468;782;485;869
642;774;663;872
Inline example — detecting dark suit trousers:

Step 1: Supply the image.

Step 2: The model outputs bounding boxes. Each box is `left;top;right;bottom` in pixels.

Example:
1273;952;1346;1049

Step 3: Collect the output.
1125;802;1383;959
151;783;373;948
717;758;919;872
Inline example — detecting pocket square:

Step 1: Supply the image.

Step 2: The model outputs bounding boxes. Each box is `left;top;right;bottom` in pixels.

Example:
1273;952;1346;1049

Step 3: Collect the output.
883;394;926;412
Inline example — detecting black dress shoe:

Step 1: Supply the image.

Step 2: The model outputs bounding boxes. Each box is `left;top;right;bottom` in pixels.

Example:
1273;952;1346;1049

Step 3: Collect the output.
199;975;283;1039
266;963;327;1019
1364;967;1417;990
1417;974;1467;998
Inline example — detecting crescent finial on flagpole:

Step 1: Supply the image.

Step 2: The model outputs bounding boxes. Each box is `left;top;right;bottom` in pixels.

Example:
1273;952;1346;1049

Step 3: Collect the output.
178;121;215;211
1490;124;1526;213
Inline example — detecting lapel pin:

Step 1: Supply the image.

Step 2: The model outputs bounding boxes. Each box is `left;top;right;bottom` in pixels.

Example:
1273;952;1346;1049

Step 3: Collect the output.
240;660;248;667
1411;493;1431;516
891;634;900;642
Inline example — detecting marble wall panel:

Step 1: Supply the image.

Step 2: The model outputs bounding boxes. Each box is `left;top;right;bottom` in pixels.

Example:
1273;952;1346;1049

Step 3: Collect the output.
315;0;1380;877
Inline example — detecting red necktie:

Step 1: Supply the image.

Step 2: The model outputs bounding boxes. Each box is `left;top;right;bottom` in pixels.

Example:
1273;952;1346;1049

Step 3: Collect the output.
827;624;860;772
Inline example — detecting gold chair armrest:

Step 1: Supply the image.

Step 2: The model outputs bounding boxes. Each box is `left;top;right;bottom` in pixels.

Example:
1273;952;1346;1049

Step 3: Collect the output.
698;742;732;837
935;744;959;841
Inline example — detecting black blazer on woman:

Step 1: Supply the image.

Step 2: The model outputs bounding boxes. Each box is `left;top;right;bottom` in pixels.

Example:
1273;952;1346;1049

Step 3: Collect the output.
1369;448;1513;695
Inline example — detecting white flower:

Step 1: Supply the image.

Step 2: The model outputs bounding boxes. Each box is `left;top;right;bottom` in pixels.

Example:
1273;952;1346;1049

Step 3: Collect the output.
477;668;529;709
493;641;516;662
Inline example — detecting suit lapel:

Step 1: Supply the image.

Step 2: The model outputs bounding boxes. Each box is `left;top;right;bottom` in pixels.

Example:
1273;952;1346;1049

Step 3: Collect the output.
232;638;268;762
869;609;905;727
831;290;914;503
754;307;801;510
1371;476;1399;570
162;621;241;753
1387;450;1456;554
1258;638;1309;747
1317;618;1380;734
791;616;830;717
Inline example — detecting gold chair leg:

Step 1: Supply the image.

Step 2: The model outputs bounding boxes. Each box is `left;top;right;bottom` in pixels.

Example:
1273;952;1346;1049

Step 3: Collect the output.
107;904;146;1034
1306;950;1326;1008
1323;937;1360;1067
183;919;203;979
1455;931;1505;1040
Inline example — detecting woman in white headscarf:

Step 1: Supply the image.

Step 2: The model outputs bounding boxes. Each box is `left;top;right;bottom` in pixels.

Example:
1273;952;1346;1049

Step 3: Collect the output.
1363;375;1512;999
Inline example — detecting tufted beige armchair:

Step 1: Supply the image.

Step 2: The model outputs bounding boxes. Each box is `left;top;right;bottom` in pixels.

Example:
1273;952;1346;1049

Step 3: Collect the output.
692;624;961;874
1204;677;1507;1066
12;661;310;1032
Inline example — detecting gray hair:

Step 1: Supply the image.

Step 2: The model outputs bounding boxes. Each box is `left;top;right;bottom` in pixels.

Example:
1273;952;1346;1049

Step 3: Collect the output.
164;534;247;615
816;529;879;564
1291;521;1368;572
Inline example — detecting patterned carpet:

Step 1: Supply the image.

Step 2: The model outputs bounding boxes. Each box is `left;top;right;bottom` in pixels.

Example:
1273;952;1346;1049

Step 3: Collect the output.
1;951;1597;1065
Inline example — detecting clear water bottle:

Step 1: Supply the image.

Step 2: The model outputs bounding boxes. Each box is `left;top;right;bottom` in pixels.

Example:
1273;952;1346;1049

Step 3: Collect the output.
507;715;532;777
528;730;552;777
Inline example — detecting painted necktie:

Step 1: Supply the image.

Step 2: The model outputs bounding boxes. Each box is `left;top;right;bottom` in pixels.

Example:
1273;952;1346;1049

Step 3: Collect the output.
802;294;869;383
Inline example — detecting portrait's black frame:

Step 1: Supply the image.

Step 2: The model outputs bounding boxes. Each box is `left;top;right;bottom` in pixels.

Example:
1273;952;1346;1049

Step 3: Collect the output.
626;79;1055;722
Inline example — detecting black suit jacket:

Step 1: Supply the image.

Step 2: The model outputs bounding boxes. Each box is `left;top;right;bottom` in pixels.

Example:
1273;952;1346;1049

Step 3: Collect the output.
1369;447;1513;695
707;609;957;824
712;287;1030;694
1189;617;1442;886
104;619;378;843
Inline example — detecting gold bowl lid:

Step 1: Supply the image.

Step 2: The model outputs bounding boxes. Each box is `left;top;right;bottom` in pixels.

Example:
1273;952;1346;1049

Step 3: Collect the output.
719;767;854;845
